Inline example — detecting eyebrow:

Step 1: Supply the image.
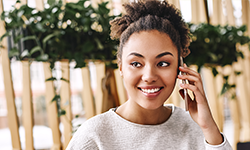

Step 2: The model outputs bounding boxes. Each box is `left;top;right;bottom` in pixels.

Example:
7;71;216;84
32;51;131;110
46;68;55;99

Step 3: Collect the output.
128;52;173;58
156;52;173;58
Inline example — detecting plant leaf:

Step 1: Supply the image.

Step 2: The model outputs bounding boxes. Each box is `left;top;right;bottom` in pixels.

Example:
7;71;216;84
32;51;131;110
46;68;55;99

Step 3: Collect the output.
212;67;218;77
30;46;42;55
45;77;57;81
36;54;49;61
58;109;66;117
60;77;69;82
43;33;57;49
20;49;29;58
9;47;19;57
22;35;37;42
51;95;60;103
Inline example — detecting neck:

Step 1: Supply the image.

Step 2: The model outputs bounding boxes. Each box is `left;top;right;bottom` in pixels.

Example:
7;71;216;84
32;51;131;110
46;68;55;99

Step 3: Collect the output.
116;100;172;125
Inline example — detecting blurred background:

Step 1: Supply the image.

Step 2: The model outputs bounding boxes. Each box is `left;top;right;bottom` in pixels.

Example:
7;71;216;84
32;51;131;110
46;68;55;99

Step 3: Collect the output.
0;0;249;150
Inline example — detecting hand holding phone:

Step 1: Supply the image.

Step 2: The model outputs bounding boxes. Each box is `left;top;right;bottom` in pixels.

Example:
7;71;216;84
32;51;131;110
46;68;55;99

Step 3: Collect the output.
179;57;188;111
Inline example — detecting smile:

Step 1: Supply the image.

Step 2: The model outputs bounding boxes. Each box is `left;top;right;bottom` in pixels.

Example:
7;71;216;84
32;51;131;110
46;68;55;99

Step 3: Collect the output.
138;87;163;94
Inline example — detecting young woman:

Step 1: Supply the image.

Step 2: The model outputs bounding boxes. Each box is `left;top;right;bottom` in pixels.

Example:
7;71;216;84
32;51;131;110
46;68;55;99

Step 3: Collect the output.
67;0;232;149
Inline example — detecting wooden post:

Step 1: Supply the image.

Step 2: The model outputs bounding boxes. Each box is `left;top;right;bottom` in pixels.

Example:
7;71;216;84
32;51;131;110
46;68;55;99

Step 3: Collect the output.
210;0;226;25
225;65;241;150
43;62;61;150
191;0;207;23
242;0;250;36
114;69;127;105
81;67;95;119
241;0;250;92
234;45;250;142
94;62;105;114
201;67;223;131
109;69;120;107
35;0;44;11
22;61;34;150
60;60;72;150
0;0;22;149
168;0;180;9
214;66;224;132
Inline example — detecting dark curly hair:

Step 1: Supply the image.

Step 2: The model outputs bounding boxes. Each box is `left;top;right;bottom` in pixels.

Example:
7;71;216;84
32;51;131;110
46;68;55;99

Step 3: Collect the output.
110;0;190;63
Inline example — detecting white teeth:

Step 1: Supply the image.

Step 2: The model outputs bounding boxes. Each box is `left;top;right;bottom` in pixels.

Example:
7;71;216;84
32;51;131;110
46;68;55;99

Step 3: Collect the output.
141;88;160;93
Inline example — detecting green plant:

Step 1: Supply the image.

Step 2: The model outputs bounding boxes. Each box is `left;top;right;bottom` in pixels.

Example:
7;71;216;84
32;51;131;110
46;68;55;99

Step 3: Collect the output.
185;23;250;97
0;0;120;118
0;0;119;69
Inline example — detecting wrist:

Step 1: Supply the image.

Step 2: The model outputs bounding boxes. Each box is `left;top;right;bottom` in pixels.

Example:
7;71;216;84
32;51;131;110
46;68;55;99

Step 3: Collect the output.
201;123;223;145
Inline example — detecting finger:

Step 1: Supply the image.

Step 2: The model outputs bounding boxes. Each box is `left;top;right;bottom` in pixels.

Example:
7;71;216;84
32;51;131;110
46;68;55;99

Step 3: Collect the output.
178;74;204;94
179;66;200;78
180;83;206;102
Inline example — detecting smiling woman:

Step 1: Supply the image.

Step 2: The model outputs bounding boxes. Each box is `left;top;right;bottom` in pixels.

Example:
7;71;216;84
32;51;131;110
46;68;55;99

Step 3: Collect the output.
66;0;233;149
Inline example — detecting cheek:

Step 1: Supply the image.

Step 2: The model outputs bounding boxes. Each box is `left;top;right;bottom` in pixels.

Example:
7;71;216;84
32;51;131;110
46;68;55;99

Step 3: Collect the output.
122;66;141;87
162;69;178;84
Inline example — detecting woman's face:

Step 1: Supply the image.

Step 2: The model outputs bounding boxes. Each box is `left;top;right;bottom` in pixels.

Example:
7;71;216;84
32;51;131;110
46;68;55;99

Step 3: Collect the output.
119;30;179;110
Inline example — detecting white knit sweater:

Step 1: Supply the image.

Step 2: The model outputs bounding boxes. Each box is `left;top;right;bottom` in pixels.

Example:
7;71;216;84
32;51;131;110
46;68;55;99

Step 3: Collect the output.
66;104;232;150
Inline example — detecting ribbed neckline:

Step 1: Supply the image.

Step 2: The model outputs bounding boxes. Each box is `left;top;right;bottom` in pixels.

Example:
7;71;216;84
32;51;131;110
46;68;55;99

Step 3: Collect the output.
109;104;178;128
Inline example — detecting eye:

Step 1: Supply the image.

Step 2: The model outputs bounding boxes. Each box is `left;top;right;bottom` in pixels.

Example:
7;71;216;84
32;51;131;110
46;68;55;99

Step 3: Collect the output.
130;62;142;68
157;61;169;67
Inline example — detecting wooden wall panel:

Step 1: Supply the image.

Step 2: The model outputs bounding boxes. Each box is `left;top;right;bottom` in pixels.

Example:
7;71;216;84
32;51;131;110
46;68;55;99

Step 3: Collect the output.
94;62;105;114
201;67;223;131
81;67;95;119
210;0;226;25
43;62;62;150
191;0;207;23
60;60;72;150
114;69;127;105
22;61;34;150
0;0;21;149
35;0;44;11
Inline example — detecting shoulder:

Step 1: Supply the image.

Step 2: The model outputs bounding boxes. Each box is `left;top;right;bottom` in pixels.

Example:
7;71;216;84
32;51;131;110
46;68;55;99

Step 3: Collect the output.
77;109;115;134
66;110;115;149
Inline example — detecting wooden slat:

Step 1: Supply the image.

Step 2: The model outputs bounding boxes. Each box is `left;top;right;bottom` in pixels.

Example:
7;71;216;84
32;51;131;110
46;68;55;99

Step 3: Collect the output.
214;66;224;132
109;69;120;107
229;99;241;150
20;0;27;5
202;67;223;131
0;0;22;149
22;61;34;150
191;0;207;24
242;0;250;36
241;0;250;93
101;68;119;112
60;60;72;150
114;69;127;105
43;62;61;150
168;0;180;9
210;0;226;25
81;67;95;119
94;62;105;114
225;66;241;150
225;0;235;25
35;0;44;11
234;45;250;142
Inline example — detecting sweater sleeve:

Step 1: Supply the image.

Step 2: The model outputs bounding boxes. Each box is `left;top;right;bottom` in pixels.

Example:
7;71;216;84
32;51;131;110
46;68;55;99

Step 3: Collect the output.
204;133;232;150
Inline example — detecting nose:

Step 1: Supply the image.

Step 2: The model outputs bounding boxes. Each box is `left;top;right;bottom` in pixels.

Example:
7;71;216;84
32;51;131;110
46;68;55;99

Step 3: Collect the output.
141;66;158;83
